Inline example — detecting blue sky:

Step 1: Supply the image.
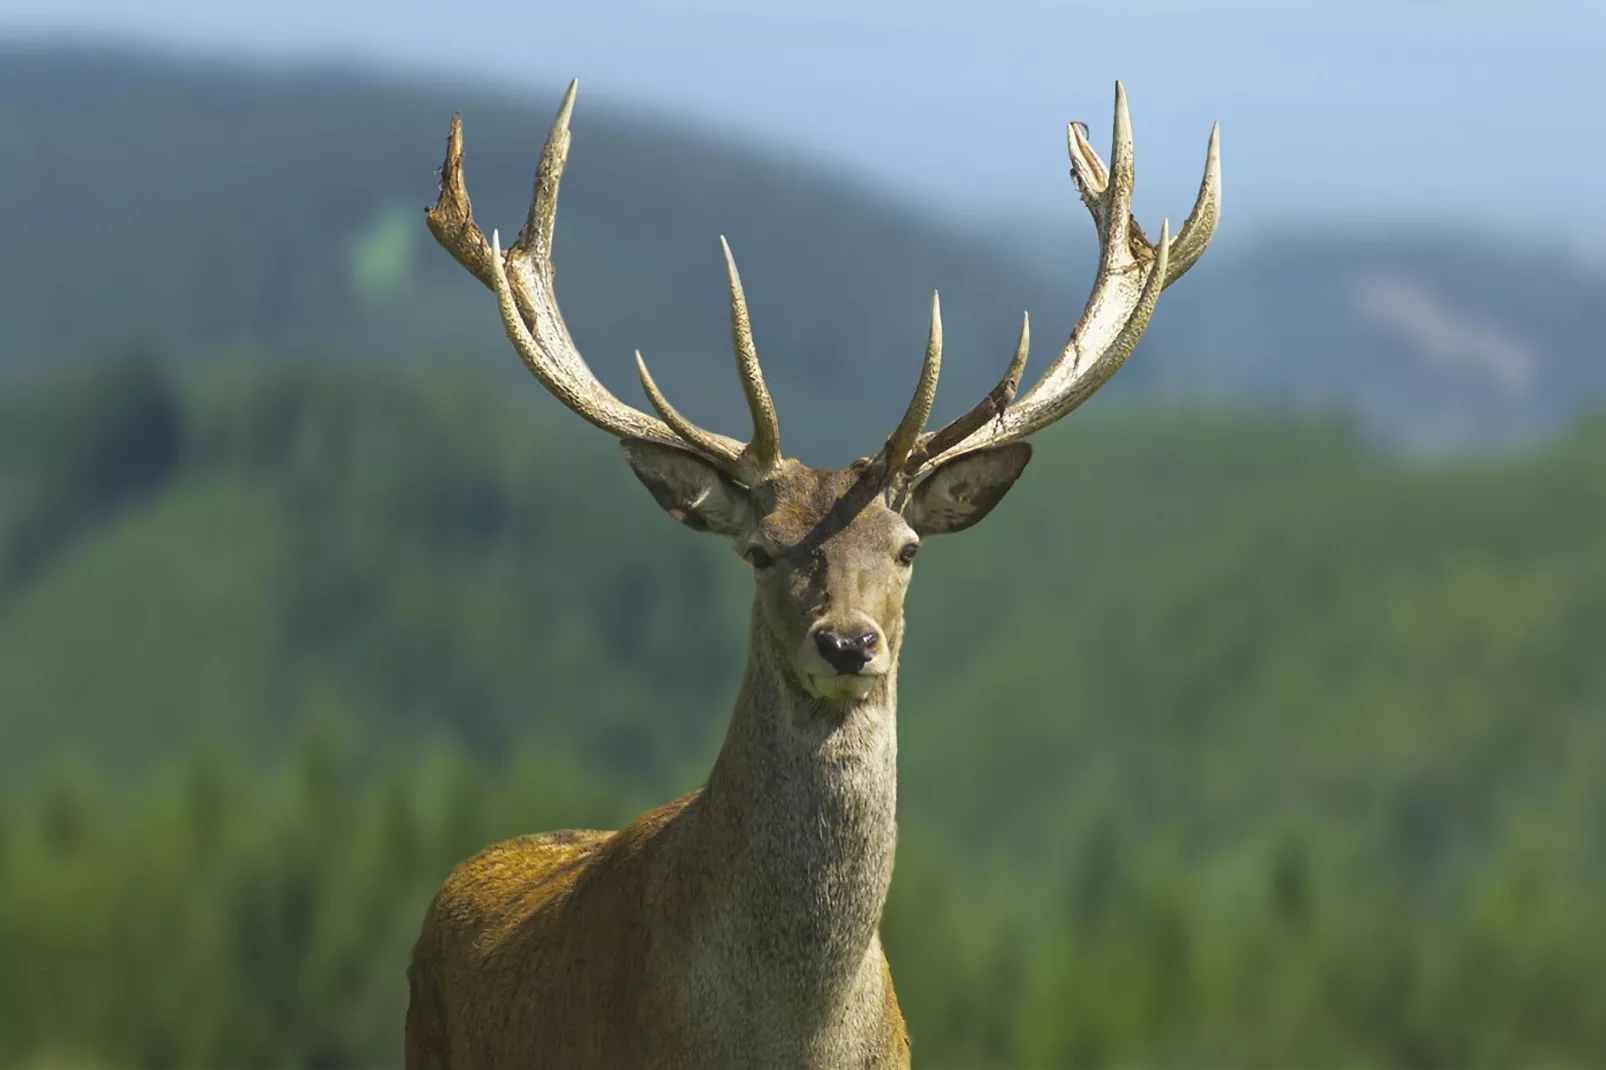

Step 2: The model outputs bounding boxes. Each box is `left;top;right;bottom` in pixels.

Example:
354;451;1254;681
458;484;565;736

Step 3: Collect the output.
5;0;1604;248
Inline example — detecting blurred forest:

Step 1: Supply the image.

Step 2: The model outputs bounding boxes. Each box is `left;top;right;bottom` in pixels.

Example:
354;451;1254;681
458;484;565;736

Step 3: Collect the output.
4;38;1606;1070
3;356;1605;1067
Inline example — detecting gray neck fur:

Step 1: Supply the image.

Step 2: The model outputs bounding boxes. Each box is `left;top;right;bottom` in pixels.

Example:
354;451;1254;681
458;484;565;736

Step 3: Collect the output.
672;600;900;1047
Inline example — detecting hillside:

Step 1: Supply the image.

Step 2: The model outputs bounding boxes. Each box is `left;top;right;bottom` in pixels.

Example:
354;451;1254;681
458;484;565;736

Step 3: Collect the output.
3;357;1606;1065
0;42;1066;468
6;353;1606;857
6;42;1606;458
1142;229;1606;451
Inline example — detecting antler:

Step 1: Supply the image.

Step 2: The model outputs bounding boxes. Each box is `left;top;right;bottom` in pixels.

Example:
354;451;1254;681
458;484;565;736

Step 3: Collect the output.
894;82;1221;481
427;81;784;484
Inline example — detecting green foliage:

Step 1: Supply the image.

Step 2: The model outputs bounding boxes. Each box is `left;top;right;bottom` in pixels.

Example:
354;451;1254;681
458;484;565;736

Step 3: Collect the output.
0;737;638;1068
0;358;751;787
3;358;1606;1066
0;352;182;597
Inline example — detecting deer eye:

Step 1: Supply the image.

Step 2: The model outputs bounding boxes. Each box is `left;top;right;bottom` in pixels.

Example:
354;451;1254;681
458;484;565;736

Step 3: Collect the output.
897;542;920;566
746;546;775;570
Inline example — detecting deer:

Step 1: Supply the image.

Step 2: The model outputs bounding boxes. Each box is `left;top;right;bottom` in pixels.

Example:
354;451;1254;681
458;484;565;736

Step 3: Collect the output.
405;79;1220;1070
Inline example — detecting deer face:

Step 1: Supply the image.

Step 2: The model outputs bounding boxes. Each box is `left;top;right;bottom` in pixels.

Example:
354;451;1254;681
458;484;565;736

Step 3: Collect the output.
623;440;1032;702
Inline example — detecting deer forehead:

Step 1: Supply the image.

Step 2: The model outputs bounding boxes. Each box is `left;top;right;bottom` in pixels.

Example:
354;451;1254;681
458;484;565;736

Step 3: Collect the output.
753;465;911;554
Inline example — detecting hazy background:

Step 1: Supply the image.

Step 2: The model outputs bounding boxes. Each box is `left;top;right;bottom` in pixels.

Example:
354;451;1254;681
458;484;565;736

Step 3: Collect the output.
2;1;1605;1067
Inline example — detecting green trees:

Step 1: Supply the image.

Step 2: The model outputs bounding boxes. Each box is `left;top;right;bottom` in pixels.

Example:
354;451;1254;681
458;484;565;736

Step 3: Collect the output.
7;736;1606;1066
4;359;1606;1066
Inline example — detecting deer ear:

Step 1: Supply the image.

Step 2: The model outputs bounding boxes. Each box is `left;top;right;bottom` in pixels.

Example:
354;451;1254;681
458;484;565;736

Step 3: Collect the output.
906;443;1033;536
621;440;751;536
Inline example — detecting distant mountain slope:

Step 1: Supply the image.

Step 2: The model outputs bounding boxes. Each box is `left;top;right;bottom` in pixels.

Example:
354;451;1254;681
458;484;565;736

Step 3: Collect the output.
1146;231;1606;451
1006;218;1606;452
0;42;1065;467
4;41;1604;454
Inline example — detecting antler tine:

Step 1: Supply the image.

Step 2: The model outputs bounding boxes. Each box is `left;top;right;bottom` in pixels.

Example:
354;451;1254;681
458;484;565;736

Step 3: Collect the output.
634;350;737;461
881;292;943;475
904;84;1219;476
1102;82;1137;268
1166;122;1221;286
902;312;1029;476
721;237;782;474
515;79;576;268
429;83;794;481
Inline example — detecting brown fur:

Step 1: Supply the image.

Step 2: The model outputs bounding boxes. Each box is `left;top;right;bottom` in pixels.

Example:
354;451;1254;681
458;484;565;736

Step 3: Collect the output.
406;789;909;1069
406;450;1029;1069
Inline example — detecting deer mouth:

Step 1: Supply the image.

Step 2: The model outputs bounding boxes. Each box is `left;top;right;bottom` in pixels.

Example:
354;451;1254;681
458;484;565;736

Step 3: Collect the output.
804;669;882;702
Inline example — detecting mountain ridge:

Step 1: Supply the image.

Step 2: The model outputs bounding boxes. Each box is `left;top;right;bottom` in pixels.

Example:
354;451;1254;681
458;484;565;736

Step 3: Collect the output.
3;40;1604;454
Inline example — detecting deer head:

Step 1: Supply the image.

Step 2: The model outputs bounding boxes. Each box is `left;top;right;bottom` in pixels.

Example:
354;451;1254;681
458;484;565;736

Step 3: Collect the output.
425;81;1219;709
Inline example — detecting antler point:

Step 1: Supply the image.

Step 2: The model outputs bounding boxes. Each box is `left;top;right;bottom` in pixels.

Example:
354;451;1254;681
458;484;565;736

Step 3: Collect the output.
555;80;578;128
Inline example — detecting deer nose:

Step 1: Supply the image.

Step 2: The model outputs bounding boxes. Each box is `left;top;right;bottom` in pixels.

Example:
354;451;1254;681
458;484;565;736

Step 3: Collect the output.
814;628;879;674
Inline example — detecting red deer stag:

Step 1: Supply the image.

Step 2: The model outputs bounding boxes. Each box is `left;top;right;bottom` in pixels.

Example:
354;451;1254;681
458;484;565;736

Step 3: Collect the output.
406;80;1220;1069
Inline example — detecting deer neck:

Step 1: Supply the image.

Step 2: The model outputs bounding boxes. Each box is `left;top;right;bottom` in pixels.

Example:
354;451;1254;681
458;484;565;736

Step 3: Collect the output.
689;600;900;1003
